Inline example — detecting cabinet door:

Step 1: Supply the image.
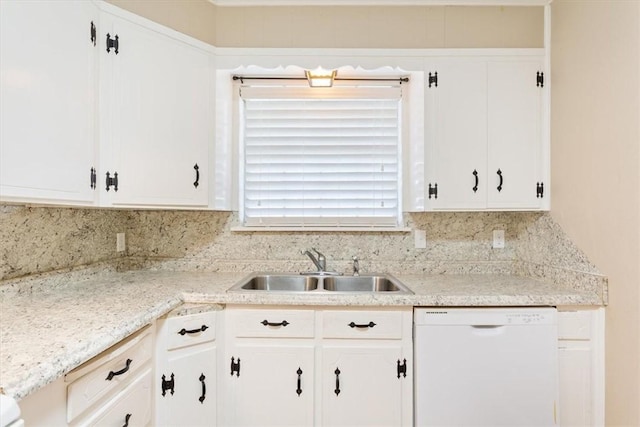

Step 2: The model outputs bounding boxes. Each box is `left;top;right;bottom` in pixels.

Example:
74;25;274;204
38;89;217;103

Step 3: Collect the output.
156;345;216;427
100;12;211;208
225;344;314;427
487;60;544;209
426;59;487;210
322;345;406;427
0;0;98;205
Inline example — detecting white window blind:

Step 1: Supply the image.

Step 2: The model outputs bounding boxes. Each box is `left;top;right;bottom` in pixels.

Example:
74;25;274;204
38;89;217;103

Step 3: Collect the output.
240;85;402;228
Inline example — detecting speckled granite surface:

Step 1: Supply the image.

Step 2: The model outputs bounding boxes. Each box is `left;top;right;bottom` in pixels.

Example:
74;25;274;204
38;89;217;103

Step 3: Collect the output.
0;269;604;401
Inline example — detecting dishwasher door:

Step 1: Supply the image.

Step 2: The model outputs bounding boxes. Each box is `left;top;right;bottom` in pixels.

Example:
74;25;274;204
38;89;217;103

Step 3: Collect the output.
414;308;558;427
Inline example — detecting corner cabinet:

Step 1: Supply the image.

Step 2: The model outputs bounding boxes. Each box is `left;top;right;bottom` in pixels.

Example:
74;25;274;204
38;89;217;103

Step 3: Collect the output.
0;0;99;206
222;306;413;427
98;6;214;209
424;54;549;211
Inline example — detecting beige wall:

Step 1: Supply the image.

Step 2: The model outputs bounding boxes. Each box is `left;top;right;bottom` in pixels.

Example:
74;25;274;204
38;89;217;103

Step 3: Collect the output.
106;0;217;45
215;5;543;48
551;1;640;425
104;1;543;48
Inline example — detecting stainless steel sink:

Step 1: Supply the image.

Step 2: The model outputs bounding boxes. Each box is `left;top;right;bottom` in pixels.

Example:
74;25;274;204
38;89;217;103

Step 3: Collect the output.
323;275;411;293
231;274;319;292
228;273;412;294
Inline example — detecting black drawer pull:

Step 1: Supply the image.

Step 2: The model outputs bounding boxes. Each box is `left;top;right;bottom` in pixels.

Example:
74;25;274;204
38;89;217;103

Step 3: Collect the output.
334;367;341;396
199;373;206;403
106;359;132;381
472;169;478;193
261;319;289;327
348;321;376;329
178;324;209;335
122;413;131;427
296;367;303;396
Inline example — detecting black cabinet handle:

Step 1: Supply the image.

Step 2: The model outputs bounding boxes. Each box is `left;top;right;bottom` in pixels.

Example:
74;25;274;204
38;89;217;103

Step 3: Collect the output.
472;169;478;193
199;373;206;403
296;367;303;396
90;21;96;46
106;359;132;381
261;319;289;327
334;367;341;396
178;325;208;335
122;413;131;427
497;169;503;192
193;164;200;188
348;321;376;329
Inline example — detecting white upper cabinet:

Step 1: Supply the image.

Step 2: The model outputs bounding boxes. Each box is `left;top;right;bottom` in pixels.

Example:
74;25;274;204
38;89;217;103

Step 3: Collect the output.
0;0;98;205
98;8;213;208
425;54;548;211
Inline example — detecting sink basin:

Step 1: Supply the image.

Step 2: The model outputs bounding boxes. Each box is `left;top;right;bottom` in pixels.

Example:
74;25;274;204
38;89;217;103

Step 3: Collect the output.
323;275;411;293
228;273;412;294
230;274;319;292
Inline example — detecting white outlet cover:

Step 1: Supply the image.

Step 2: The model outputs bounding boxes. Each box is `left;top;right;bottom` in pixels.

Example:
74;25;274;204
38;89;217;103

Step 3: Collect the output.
116;233;126;252
414;230;427;249
492;230;505;249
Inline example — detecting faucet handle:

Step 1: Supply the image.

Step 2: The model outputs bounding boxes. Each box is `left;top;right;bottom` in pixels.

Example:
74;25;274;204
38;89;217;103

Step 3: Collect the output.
352;255;360;276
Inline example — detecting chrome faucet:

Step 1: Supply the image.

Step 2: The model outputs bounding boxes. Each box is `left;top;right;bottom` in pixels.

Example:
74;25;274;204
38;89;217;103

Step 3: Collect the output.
352;256;360;276
303;248;326;272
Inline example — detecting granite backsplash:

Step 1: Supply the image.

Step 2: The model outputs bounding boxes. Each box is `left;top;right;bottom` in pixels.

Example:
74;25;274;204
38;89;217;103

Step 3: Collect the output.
0;204;606;301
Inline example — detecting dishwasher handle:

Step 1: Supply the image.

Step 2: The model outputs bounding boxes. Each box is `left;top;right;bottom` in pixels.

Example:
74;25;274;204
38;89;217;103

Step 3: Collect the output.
470;325;506;336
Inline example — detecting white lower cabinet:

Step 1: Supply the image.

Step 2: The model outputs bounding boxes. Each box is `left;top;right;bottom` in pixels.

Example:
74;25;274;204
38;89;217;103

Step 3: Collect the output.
154;310;218;426
321;346;405;427
225;344;315;426
557;307;605;427
223;305;413;427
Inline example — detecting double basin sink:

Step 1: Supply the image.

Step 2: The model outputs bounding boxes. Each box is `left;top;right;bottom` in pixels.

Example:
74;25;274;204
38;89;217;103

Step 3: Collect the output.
228;273;413;294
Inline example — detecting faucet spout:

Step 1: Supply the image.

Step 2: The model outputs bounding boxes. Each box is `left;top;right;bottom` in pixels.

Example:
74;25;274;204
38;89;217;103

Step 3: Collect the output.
303;248;326;272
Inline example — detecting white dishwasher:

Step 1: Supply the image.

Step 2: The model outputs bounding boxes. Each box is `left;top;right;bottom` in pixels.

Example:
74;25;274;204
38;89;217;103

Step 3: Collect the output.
414;307;558;426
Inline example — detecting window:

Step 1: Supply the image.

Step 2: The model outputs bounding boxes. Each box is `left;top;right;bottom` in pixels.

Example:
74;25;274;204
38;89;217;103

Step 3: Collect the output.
238;83;403;229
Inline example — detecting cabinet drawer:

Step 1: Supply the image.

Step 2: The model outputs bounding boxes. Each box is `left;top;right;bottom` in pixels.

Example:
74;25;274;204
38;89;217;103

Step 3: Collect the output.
558;310;592;340
74;368;152;427
229;308;315;338
66;326;152;422
322;310;403;339
166;311;217;350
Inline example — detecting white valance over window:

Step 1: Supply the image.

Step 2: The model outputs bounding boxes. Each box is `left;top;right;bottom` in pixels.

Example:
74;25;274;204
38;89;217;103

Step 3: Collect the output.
239;84;403;228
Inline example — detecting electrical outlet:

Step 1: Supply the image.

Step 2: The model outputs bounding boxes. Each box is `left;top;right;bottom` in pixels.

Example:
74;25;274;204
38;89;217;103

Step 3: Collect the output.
492;230;505;249
414;229;427;249
116;233;126;252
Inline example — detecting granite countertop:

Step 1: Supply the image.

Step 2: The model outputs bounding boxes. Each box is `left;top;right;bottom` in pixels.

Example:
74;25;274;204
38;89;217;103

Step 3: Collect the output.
0;270;604;401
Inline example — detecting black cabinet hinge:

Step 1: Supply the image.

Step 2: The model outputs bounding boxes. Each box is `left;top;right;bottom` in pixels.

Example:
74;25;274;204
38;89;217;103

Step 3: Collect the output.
536;182;544;198
230;357;241;377
161;373;175;396
105;171;118;192
90;167;97;189
537;71;544;88
428;72;438;88
428;183;438;199
90;21;96;46
106;33;119;54
397;359;407;378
